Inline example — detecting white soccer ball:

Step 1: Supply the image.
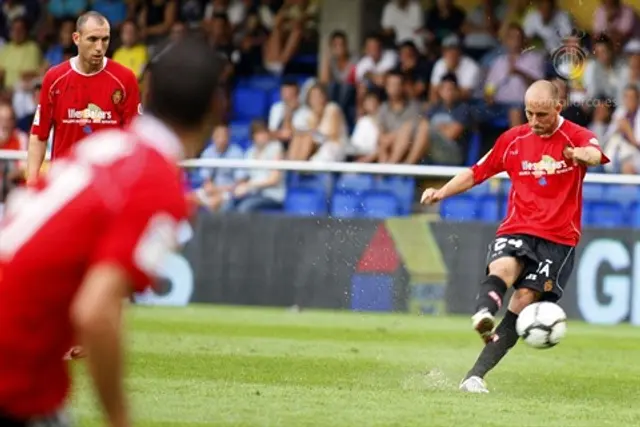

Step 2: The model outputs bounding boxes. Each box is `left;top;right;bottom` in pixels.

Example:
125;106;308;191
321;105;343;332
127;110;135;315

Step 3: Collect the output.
516;302;567;349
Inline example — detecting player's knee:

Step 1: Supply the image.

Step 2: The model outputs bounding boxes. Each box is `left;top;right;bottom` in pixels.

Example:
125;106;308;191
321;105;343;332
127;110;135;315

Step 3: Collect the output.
487;257;522;287
508;288;540;314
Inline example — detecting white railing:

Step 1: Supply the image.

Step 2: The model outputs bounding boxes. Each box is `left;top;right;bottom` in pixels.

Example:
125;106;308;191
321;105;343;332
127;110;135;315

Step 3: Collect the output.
1;149;639;185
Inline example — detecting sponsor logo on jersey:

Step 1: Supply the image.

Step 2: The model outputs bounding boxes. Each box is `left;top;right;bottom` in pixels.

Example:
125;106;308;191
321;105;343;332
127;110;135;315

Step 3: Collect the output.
544;280;553;292
112;89;123;105
520;155;573;177
63;104;116;125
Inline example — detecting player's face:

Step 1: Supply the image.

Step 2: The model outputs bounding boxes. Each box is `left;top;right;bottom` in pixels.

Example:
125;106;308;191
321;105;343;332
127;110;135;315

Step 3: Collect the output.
74;19;111;67
525;99;562;135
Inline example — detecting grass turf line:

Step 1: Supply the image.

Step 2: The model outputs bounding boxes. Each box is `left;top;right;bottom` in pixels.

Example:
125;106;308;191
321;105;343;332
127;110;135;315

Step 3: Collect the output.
70;305;640;426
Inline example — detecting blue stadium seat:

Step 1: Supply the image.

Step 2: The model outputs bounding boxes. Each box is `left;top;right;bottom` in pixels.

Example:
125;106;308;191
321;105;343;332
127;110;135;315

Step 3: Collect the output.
375;176;415;215
629;202;640;228
229;120;251;147
269;87;281;106
465;132;481;166
477;194;500;222
584;201;626;228
361;190;400;218
242;75;281;91
232;88;268;121
285;187;327;216
582;183;604;201
288;172;334;197
439;195;478;222
467;180;493;196
603;184;640;207
335;173;375;194
331;190;361;218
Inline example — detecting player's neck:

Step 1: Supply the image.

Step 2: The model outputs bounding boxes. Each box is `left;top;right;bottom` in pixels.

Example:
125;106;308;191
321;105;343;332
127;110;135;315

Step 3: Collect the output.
76;58;104;75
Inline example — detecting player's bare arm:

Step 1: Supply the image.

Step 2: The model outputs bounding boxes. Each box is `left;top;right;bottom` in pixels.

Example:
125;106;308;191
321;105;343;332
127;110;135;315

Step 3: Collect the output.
563;145;605;167
420;168;475;205
71;263;131;427
26;134;48;185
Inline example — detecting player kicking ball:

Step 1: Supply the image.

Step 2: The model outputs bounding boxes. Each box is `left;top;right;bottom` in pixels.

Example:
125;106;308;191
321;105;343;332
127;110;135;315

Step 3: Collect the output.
0;37;221;426
421;80;609;393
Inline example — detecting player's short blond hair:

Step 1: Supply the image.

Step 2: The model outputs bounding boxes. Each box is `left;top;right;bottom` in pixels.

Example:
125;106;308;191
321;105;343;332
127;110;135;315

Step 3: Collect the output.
76;11;108;33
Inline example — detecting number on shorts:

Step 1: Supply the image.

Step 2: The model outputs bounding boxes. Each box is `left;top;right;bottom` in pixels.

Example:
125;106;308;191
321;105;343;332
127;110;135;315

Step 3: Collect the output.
494;237;523;252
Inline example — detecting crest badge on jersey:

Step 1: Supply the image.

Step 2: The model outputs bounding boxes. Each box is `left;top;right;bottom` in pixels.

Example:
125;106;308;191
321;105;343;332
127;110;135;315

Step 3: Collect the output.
543;280;553;292
112;89;123;105
33;104;41;126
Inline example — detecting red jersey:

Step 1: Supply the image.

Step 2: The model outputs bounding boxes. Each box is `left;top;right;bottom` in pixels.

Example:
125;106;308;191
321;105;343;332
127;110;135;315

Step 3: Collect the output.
0;116;187;419
471;117;609;246
30;57;141;160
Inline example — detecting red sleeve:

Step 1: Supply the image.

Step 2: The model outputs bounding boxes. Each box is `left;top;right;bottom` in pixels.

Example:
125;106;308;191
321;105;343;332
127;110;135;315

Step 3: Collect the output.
573;126;610;165
122;70;141;125
30;70;55;140
471;130;510;184
90;194;184;292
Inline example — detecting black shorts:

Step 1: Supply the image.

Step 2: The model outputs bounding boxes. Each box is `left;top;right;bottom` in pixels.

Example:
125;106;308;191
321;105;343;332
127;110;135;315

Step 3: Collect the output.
0;410;70;427
485;234;575;302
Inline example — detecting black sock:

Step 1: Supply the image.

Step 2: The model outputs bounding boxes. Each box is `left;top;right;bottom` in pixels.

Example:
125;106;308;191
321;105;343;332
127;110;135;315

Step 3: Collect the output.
474;275;508;315
466;310;519;379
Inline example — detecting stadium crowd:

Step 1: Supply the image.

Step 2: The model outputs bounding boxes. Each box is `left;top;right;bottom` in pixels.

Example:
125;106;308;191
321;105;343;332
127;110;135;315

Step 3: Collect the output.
0;0;640;212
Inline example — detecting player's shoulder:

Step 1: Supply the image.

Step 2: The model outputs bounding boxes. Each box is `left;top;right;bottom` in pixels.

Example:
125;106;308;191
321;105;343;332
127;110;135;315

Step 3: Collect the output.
105;59;137;81
498;124;533;144
561;119;593;136
42;61;73;83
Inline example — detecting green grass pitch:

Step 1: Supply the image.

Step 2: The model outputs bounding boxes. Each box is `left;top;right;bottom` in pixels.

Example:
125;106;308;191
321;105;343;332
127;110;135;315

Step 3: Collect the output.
70;305;640;426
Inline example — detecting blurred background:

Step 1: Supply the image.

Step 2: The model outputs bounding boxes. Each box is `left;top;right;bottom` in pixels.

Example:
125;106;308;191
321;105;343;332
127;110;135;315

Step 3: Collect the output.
1;0;639;325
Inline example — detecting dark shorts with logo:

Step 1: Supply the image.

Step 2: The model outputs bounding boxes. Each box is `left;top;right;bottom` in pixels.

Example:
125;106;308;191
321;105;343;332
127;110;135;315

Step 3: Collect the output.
485;234;575;302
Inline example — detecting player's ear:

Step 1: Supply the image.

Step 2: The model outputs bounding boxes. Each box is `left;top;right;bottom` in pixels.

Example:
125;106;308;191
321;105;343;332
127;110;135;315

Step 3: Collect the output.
554;101;562;114
72;31;80;46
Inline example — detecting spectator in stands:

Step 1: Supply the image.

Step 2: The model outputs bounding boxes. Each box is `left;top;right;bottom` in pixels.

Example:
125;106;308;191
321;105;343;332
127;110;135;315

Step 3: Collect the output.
422;0;465;46
483;23;545;127
0;102;27;202
593;0;640;50
350;89;382;163
381;0;424;52
523;0;572;53
590;98;615;145
429;35;480;103
553;76;592;127
193;124;246;212
395;41;432;101
113;20;148;80
178;0;207;29
233;7;270;76
91;0;128;29
461;0;506;60
603;84;640;173
227;119;285;213
46;0;88;23
268;78;311;146
354;33;397;106
377;70;423;164
288;83;347;162
14;79;39;132
583;35;622;101
263;0;317;75
498;0;531;42
138;0;177;48
421;73;470;165
0;17;41;91
42;19;76;70
616;40;640;104
319;31;356;125
209;13;235;61
205;0;248;30
170;20;187;41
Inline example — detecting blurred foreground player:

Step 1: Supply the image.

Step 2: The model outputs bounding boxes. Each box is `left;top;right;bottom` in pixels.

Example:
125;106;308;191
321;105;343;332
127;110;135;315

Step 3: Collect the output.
421;80;609;393
27;11;141;186
0;37;221;426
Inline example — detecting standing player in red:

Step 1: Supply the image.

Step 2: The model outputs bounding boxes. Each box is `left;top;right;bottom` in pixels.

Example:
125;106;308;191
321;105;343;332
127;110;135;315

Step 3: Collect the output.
421;80;609;393
0;37;221;426
27;11;141;186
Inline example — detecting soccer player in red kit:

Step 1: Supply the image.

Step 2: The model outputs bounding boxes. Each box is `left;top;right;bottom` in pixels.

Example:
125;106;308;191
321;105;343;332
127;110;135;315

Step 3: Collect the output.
421;80;609;393
27;11;141;186
0;37;221;426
